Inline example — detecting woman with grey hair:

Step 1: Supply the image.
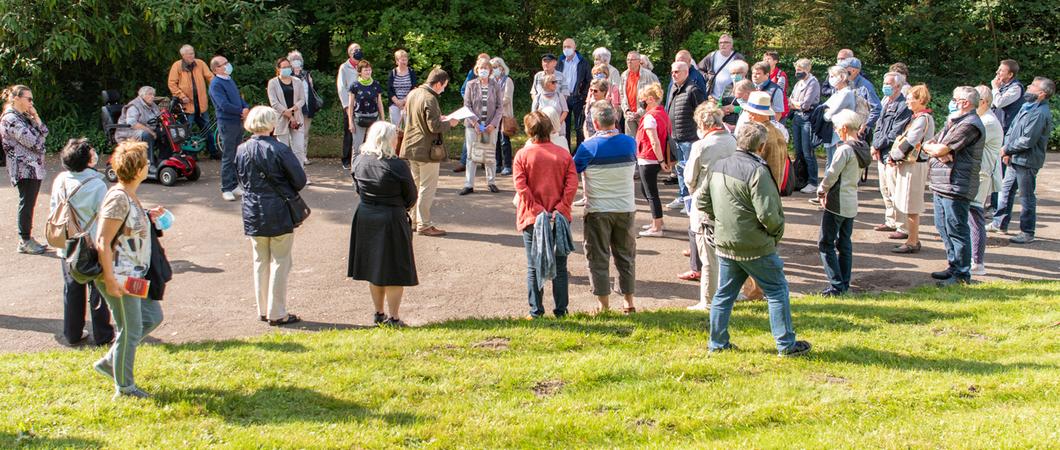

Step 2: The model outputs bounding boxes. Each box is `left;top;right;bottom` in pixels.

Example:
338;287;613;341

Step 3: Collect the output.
287;50;321;164
789;58;821;193
819;65;856;170
115;86;162;156
593;47;622;97
491;56;516;175
348;121;418;327
236;106;307;326
685;101;737;310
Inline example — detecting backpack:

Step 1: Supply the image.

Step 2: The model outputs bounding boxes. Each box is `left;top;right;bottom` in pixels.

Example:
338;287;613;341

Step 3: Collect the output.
779;155;795;196
854;94;871;123
792;151;810;191
45;179;98;249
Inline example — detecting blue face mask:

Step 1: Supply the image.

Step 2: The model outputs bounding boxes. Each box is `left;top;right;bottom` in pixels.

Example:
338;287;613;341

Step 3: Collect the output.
280;68;293;77
881;85;894;97
947;100;958;114
594;73;606;80
732;74;743;82
224;63;233;76
155;209;174;231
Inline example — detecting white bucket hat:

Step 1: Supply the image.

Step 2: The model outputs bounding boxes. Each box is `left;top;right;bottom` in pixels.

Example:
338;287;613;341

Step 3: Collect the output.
746;91;776;118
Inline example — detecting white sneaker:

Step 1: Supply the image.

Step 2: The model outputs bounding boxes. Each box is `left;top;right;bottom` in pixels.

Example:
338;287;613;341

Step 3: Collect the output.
306;178;313;186
985;222;1004;234
686;301;709;311
666;198;684;210
233;186;244;196
970;263;986;276
639;228;664;237
573;198;586;207
800;184;818;194
641;224;654;230
221;191;236;201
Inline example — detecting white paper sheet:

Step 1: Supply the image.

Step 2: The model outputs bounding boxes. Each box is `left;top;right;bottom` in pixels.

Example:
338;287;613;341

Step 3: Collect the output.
446;106;476;122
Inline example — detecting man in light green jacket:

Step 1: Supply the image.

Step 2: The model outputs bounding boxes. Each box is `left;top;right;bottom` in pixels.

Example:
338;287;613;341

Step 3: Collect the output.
402;68;459;237
697;122;811;357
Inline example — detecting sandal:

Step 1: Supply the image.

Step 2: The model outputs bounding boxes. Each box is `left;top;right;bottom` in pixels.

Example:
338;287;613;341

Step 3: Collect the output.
622;306;637;315
891;242;921;254
268;314;301;326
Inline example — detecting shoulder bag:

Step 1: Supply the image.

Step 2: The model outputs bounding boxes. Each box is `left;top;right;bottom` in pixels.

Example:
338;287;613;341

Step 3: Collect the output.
249;151;311;227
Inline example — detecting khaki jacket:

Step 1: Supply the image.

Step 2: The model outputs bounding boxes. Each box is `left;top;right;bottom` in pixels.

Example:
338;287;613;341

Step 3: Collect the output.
167;59;213;113
267;77;306;136
401;85;452;162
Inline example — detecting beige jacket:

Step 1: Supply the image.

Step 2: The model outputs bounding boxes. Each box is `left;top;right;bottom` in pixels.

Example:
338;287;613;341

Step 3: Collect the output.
401;85;452;162
167;59;213;113
267;77;306;136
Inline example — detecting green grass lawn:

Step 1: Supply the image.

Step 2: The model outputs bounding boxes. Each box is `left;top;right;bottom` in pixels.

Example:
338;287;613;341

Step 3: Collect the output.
3;281;1059;448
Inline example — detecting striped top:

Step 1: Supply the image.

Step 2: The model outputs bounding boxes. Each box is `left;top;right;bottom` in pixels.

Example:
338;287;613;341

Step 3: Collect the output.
391;71;413;99
573;132;638;213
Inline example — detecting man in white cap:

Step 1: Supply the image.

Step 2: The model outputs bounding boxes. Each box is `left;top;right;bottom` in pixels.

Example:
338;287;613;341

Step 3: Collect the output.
736;91;789;189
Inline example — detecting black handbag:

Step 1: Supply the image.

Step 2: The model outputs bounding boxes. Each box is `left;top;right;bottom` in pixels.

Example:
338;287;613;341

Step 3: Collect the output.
355;111;378;128
249;152;311;227
65;230;103;285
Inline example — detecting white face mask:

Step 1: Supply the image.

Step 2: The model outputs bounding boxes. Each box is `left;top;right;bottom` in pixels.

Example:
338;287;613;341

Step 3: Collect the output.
492;68;502;78
828;75;841;87
290;60;303;69
563;48;574;58
477;70;490;79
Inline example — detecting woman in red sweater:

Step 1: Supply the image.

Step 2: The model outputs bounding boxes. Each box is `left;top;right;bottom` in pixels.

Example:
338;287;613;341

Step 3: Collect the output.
513;111;579;318
635;83;672;237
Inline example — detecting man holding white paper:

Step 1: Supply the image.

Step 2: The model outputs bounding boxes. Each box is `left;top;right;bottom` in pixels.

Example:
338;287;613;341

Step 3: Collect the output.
402;68;460;237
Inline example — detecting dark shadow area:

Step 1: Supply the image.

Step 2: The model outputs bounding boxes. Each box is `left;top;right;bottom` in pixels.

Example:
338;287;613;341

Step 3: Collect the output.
169;259;224;274
0;432;103;449
0;315;62;334
153;386;423;426
812;345;1057;374
160;340;310;354
443;231;525;248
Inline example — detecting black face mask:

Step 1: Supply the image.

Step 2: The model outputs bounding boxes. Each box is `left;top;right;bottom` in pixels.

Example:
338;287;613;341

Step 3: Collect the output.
795;72;807;80
353;50;364;60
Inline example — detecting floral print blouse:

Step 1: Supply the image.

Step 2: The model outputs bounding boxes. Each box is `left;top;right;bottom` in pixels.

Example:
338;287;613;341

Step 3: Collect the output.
1;107;48;185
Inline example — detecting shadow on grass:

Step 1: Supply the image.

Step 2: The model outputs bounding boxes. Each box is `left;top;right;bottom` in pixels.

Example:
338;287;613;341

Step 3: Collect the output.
0;431;102;448
160;340;310;354
153;386;423;426
812;346;1058;374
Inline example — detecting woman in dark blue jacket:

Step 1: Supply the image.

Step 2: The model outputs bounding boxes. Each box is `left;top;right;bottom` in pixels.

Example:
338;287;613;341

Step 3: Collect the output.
235;106;308;326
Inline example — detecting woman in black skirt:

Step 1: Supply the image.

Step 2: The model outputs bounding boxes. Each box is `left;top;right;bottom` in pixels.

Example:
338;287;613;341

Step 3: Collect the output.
348;121;418;326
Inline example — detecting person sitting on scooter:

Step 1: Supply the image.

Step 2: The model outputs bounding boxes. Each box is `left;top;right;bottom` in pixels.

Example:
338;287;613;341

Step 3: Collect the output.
115;86;162;157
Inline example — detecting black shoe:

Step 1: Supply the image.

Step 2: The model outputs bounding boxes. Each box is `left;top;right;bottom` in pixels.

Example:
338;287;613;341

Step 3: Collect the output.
779;340;812;357
373;312;387;325
453;165;466;173
458;187;474;196
382;317;407;328
820;288;843;297
937;277;970;288
259;315;267;322
663;176;678;185
488;184;500;193
930;269;954;280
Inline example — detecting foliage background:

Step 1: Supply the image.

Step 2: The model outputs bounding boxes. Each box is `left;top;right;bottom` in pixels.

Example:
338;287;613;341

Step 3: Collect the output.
1;0;1057;151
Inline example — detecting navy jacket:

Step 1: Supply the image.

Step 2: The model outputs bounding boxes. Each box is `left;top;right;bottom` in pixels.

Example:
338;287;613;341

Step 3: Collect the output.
208;76;249;123
236;136;308;236
557;51;592;105
1004;101;1054;170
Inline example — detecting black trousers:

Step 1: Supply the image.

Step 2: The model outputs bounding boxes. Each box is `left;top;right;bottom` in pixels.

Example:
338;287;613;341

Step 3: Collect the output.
62;262;114;345
638;164;663;219
341;107;354;166
16;178;41;240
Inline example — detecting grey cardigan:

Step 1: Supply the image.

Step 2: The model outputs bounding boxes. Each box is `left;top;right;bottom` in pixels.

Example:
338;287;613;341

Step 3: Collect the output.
463;77;503;129
267;77;306;136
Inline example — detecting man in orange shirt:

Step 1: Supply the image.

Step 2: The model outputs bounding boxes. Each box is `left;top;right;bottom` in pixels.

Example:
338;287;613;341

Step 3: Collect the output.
620;51;659;137
167;45;217;158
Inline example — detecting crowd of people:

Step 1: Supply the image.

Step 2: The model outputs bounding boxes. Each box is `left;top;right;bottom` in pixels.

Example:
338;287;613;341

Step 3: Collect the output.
1;35;1055;399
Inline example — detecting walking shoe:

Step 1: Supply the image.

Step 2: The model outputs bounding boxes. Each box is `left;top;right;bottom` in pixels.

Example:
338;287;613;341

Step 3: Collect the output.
418;226;447;237
985;222;1005;234
819;288;843;297
373;312;387;325
221;191;236;201
304;159;313;166
638;228;664;237
677;271;700;281
452;165;466;173
488;184;501;193
666;198;684;210
93;358;114;380
708;343;738;353
382;317;407;328
931;269;954;280
800;184;818;194
663;175;678;185
17;238;47;255
458;187;474;196
779;340;812;357
984;207;995;220
500;168;512;176
686;300;709;311
115;386;151;400
873;224;897;232
970;263;987;276
573;198;587;207
1009;232;1034;244
682;249;691;257
808;197;821;205
233;186;244;196
891;241;921;254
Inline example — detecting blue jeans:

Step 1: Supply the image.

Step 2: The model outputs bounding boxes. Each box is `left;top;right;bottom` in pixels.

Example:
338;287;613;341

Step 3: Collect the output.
792;113;818;186
495;130;512;172
459;142;468;166
992;163;1038;235
522;229;569;317
675;141;693;198
933;194;972;280
710;253;797;352
818;211;854;292
565;97;586;149
186;111;218;157
217;119;243;192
